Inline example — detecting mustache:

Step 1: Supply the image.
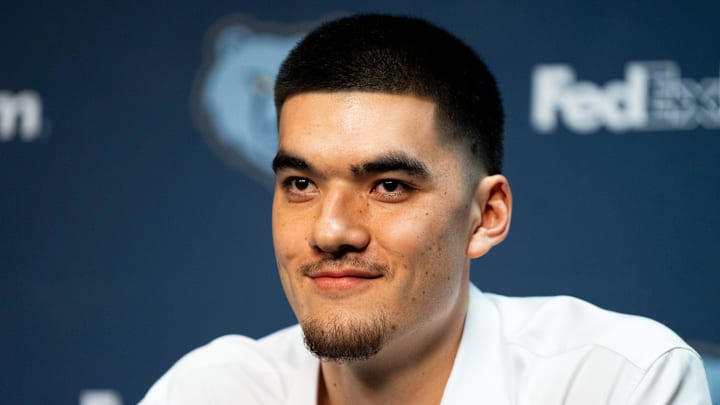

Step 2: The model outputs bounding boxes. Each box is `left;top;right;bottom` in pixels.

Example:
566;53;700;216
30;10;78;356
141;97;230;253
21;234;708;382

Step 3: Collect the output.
299;257;389;277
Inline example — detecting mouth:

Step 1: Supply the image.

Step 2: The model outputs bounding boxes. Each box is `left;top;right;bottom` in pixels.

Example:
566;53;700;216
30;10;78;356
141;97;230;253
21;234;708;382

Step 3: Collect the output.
308;270;383;292
300;258;387;293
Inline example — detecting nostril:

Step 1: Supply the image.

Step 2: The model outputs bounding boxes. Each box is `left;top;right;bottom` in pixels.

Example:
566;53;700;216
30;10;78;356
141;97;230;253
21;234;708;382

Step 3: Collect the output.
310;226;371;254
337;244;365;255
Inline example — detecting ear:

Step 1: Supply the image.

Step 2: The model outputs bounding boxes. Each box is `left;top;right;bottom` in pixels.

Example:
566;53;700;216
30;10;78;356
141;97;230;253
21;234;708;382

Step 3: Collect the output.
466;175;512;259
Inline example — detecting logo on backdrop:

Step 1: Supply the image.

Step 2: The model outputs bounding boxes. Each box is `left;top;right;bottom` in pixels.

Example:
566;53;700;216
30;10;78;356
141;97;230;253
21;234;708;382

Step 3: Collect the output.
531;61;720;134
0;90;44;142
192;15;330;188
79;390;122;405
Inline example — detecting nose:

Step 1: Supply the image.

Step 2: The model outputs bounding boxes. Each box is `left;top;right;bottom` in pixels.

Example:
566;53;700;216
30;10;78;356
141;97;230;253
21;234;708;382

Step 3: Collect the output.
310;189;370;254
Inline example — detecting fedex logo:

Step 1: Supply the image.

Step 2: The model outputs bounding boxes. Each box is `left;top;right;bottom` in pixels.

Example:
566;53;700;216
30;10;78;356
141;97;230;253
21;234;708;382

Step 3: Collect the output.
531;61;720;134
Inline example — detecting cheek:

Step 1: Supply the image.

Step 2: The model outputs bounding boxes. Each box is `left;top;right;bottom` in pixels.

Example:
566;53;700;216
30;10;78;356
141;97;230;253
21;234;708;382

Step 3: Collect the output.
272;215;306;317
378;210;435;256
377;201;472;300
376;213;467;327
378;207;465;273
272;205;309;264
375;204;468;261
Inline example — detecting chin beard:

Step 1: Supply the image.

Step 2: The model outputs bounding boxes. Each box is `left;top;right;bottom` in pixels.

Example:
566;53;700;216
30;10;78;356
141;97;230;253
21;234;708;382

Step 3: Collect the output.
301;313;389;363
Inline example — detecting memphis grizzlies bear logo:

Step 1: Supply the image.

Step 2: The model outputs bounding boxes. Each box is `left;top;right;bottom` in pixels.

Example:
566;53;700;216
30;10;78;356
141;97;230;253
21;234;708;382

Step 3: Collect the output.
192;16;307;188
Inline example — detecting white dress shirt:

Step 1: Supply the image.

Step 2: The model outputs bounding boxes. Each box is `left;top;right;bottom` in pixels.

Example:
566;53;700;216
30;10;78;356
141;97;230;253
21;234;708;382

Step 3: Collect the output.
139;284;711;404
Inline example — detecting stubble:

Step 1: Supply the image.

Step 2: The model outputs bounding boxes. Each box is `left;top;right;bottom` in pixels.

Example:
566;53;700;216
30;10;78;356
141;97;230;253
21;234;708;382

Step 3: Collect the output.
301;312;389;363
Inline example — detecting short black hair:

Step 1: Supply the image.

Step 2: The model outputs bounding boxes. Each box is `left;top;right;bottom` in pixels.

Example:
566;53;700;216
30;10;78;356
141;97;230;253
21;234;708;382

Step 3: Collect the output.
274;14;504;175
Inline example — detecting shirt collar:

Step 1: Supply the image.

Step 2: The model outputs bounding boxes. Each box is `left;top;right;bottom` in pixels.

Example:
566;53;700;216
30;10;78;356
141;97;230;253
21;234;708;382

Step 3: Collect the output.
441;283;512;404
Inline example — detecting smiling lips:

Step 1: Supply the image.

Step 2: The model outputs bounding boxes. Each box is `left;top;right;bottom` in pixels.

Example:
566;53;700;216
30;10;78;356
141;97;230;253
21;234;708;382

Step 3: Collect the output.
309;270;382;291
300;258;387;292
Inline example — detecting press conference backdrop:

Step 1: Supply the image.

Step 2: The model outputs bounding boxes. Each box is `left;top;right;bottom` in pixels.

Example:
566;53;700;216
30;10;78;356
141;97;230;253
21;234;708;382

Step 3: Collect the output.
1;1;718;404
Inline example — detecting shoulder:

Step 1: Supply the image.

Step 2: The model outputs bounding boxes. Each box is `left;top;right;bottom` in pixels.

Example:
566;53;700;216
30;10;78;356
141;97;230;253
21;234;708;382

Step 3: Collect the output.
139;326;307;405
469;289;711;403
483;292;694;370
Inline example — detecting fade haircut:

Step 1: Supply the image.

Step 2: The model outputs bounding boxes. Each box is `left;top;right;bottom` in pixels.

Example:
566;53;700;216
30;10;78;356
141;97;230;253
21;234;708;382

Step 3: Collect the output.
274;14;504;175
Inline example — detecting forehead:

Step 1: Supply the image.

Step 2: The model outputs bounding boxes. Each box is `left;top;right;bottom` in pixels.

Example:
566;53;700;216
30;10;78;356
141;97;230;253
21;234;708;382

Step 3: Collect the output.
277;92;448;162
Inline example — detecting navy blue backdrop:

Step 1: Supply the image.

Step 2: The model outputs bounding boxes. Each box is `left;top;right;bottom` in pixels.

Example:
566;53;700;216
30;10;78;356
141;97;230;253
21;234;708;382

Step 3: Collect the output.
1;1;718;404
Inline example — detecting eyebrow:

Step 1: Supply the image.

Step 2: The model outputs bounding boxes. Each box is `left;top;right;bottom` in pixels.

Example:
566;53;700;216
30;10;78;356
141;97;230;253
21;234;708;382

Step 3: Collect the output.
272;150;430;180
272;151;314;174
350;152;430;179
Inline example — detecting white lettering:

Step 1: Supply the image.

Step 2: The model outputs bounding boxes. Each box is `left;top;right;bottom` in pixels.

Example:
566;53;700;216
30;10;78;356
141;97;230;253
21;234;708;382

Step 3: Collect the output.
531;65;575;132
531;64;648;134
0;90;43;141
698;78;720;128
559;81;603;133
602;64;648;132
531;61;720;134
79;390;122;405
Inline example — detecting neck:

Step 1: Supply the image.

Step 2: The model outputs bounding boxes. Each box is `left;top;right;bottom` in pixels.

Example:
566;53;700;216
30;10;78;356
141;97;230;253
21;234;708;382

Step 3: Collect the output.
317;283;469;405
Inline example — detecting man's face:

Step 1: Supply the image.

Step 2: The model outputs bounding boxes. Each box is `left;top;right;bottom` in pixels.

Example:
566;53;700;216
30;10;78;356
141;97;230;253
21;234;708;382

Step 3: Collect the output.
272;92;479;361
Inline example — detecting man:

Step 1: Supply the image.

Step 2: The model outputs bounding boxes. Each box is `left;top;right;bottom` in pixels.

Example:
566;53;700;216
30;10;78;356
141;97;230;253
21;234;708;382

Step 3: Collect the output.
140;14;711;404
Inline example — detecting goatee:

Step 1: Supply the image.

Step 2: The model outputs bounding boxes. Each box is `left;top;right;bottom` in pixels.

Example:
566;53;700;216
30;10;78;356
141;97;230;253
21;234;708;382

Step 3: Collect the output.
301;314;388;363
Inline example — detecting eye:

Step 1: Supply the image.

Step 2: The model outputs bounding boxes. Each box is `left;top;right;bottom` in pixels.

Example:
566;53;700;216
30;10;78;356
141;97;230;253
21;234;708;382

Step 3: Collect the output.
371;179;412;202
290;178;311;191
280;176;318;202
377;180;401;192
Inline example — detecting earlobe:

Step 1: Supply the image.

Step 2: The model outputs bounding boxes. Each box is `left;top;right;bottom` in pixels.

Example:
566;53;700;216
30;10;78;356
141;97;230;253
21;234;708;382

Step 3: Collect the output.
466;175;512;259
